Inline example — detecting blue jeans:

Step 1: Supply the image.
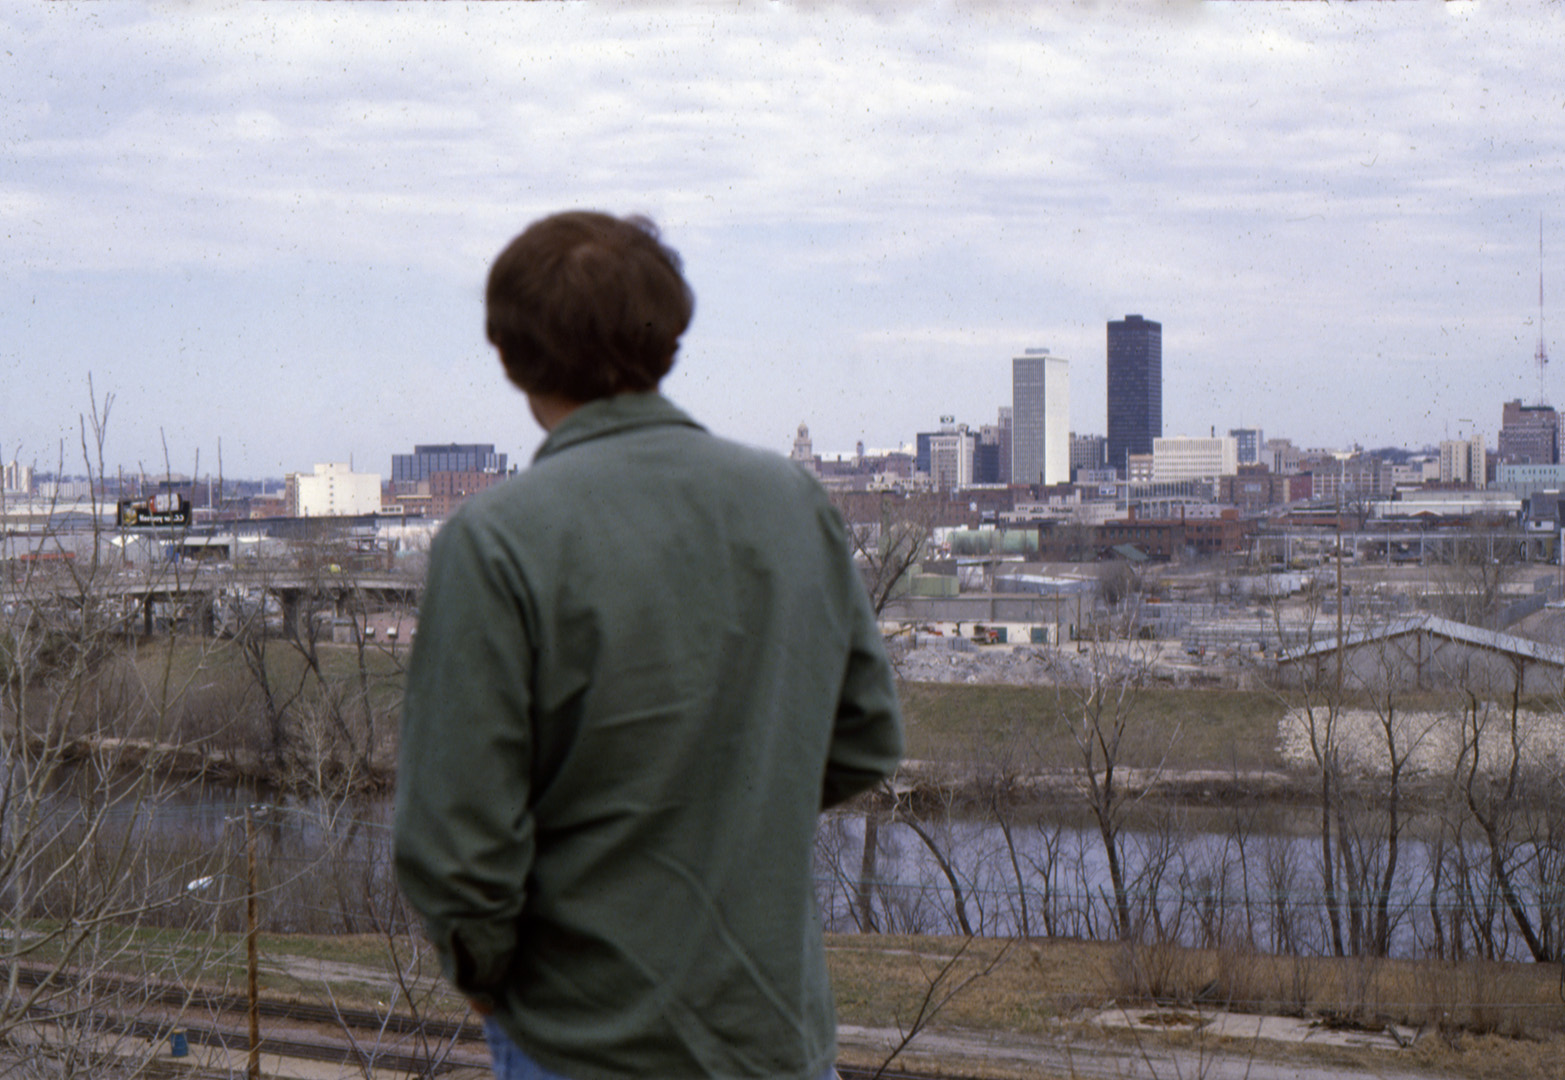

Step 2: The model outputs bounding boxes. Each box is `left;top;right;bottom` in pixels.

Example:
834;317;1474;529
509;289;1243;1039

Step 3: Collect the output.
482;1016;838;1080
484;1017;571;1080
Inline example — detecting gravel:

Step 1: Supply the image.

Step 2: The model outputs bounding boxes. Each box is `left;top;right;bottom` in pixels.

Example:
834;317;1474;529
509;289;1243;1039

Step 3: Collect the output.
1279;705;1565;779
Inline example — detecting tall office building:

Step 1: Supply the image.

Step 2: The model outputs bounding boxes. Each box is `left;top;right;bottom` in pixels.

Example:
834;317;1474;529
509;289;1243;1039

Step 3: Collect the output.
1264;438;1302;475
1011;348;1070;487
1498;400;1558;465
2;460;32;494
285;463;383;518
915;427;946;476
1106;315;1162;473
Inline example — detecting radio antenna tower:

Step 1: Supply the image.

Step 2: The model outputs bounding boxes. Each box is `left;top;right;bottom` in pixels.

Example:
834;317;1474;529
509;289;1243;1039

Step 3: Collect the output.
1537;214;1550;406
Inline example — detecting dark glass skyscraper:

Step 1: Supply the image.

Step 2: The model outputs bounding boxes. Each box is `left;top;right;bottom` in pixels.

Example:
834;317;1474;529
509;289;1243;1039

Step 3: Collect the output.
1106;314;1162;473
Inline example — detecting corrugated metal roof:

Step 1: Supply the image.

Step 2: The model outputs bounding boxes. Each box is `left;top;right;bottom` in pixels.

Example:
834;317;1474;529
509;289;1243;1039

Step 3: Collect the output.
1285;613;1565;667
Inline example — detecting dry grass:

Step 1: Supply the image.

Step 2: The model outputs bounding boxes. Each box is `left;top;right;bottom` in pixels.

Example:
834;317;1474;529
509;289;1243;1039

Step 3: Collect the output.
129;635;405;709
58;925;1565;1080
897;683;1288;772
110;635;407;782
827;934;1094;1036
825;932;1565;1080
1113;939;1565;1038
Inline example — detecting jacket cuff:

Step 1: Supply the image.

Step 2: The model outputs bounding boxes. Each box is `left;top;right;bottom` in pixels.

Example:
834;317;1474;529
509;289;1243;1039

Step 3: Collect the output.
437;917;518;997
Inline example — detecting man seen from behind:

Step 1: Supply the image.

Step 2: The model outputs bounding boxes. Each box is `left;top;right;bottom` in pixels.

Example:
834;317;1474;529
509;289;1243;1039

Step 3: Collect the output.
393;210;904;1080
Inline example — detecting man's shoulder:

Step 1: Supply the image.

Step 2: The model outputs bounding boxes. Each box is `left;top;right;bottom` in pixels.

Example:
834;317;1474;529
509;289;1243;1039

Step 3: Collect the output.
698;430;826;489
675;430;846;529
530;419;827;500
430;469;542;552
445;411;834;538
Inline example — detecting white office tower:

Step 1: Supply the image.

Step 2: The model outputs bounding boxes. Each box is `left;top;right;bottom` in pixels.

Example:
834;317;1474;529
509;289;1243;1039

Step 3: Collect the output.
1152;436;1240;483
1012;349;1070;486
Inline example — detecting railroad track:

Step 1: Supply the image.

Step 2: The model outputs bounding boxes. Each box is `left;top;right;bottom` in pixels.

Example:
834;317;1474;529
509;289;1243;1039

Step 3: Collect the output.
7;964;972;1080
6;961;484;1043
7;962;486;1075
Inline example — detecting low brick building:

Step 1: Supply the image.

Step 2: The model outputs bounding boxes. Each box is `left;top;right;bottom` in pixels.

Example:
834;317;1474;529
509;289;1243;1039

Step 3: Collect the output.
1097;508;1248;560
429;470;506;518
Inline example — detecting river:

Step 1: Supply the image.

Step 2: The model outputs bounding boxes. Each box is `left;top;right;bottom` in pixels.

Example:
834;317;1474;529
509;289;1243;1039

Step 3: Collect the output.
114;788;1562;963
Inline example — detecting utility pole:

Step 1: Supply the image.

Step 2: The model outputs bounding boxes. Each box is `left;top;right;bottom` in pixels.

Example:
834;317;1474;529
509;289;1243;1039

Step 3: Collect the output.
1537;214;1551;406
246;806;261;1080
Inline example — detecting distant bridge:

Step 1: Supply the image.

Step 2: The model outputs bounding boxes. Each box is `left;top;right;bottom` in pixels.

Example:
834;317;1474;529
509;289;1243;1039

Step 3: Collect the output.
3;568;422;638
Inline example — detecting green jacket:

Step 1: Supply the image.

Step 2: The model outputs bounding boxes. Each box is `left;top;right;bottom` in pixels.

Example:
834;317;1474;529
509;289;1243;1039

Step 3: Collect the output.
394;393;903;1080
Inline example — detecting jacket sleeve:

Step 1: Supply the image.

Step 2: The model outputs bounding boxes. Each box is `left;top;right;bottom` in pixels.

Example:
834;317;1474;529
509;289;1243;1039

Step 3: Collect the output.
393;512;536;1001
819;502;904;809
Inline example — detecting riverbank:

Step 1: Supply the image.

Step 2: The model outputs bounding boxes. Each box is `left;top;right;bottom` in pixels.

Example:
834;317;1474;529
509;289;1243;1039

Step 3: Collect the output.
894;758;1318;809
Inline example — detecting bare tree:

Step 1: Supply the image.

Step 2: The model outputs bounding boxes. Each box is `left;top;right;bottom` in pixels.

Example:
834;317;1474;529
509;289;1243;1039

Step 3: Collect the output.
1267;561;1350;957
1428;527;1525;628
1041;634;1174;940
853;802;886;934
1096;559;1141;609
981;745;1034;939
0;386;229;1076
888;783;977;937
1331;640;1439;958
828;489;938;939
224;530;409;795
1453;666;1560;963
831;491;937;617
868;937;1013;1080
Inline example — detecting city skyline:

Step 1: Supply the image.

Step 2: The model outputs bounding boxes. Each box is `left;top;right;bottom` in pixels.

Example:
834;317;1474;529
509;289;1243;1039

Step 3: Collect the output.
4;5;1564;479
6;340;1548;483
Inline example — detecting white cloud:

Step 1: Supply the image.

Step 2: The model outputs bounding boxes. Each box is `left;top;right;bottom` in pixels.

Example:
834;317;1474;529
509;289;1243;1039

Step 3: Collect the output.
5;2;1565;474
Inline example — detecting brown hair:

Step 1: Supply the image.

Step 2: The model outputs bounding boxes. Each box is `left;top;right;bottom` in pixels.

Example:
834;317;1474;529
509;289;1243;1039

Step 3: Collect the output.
485;211;694;401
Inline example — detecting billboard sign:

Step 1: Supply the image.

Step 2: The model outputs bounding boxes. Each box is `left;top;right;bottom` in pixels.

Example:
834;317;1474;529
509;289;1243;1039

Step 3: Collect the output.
118;494;191;528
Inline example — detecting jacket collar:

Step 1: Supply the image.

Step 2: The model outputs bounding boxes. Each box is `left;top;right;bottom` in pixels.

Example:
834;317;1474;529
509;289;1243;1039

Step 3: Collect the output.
533;392;706;463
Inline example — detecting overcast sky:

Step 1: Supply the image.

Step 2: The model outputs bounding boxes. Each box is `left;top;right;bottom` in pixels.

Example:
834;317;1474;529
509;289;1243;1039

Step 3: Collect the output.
4;2;1563;480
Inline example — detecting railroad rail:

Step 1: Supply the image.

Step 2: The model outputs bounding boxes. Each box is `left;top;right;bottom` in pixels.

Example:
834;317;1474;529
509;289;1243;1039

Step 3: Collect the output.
9;964;974;1080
